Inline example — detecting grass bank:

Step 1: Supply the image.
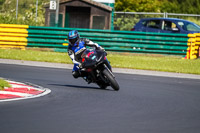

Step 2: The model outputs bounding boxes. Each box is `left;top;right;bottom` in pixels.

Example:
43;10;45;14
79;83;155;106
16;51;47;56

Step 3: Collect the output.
0;79;11;90
0;49;200;75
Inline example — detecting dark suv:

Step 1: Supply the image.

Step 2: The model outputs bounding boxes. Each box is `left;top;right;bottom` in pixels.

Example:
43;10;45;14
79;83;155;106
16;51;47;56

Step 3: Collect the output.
131;18;200;34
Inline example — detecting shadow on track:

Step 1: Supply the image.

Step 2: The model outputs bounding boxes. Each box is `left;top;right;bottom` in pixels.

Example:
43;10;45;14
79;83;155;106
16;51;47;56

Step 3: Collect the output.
49;84;114;91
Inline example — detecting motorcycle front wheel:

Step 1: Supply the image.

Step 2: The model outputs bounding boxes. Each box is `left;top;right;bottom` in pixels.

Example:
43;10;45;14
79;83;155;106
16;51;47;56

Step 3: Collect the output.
102;69;120;91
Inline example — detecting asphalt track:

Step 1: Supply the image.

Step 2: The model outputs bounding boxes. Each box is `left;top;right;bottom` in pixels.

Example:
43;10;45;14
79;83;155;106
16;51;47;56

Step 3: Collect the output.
0;63;200;133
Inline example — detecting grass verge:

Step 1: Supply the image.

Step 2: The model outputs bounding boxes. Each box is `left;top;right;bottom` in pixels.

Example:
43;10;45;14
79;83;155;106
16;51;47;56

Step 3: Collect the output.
0;49;200;75
0;79;11;90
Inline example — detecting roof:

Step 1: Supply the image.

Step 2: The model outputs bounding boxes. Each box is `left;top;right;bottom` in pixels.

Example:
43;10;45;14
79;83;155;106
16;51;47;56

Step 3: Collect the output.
44;0;112;12
140;18;190;22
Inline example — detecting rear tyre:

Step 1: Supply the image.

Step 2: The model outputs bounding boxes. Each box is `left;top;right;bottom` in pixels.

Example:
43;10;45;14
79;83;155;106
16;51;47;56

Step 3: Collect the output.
102;69;120;91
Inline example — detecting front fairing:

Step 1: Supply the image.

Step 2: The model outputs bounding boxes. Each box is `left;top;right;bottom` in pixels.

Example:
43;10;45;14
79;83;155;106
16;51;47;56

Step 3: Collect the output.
82;49;106;68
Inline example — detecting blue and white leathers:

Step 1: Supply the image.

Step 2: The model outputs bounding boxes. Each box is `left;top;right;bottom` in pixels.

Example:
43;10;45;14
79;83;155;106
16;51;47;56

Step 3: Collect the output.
68;38;101;72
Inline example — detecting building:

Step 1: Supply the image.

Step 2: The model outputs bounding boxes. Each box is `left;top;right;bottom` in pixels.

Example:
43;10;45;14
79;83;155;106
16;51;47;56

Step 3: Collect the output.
44;0;114;30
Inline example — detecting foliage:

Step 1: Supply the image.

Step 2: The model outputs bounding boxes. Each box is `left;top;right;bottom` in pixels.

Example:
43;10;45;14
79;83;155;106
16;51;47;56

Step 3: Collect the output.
0;0;5;7
0;79;11;90
115;0;200;31
115;0;200;14
0;0;49;26
114;15;140;31
160;0;200;14
115;0;161;12
1;0;200;27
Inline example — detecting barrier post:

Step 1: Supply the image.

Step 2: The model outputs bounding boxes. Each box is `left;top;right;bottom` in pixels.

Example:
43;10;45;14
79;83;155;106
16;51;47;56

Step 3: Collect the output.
194;33;200;58
188;34;197;59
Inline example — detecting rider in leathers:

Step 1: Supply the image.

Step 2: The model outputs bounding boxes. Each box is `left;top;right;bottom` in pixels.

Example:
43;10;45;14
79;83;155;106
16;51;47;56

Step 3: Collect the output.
68;30;104;79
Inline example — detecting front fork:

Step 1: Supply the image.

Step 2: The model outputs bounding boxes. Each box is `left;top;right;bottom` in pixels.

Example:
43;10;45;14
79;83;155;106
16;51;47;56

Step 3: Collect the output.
103;64;115;78
105;58;112;72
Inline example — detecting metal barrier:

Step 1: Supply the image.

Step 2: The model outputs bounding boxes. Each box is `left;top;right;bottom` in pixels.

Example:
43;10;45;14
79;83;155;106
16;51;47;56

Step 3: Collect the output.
190;33;200;59
27;26;190;56
1;24;199;59
27;26;68;52
0;24;28;50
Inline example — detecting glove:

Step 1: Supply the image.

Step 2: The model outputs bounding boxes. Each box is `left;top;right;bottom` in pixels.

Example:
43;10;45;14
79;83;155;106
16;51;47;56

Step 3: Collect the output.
97;46;105;51
79;63;82;68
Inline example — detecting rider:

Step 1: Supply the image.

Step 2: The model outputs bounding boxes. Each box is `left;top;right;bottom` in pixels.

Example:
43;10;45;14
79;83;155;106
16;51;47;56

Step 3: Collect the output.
67;30;104;79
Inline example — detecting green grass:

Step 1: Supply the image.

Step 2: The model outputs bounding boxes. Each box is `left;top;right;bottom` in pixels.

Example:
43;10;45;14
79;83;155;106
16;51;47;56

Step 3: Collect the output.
0;49;200;75
109;53;200;74
0;49;71;64
0;79;11;90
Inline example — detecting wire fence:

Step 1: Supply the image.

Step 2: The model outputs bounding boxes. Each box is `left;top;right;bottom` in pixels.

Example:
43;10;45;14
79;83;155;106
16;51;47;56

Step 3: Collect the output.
0;0;48;26
114;12;200;31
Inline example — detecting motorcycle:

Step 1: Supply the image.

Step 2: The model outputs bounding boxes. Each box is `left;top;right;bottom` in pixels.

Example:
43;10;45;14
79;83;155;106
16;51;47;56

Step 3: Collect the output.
78;48;120;91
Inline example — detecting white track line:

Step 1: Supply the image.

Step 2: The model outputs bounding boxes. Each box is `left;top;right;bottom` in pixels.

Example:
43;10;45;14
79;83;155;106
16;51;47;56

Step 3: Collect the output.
0;91;32;97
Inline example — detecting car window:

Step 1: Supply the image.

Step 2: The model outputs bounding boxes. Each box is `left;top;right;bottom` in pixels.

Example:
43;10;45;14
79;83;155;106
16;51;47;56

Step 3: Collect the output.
186;24;200;31
141;21;147;25
177;21;184;28
146;20;160;29
177;21;200;31
162;21;177;31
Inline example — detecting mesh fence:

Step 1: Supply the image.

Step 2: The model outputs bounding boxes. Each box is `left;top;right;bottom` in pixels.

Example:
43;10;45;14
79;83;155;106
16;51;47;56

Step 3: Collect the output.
0;0;48;26
114;12;200;31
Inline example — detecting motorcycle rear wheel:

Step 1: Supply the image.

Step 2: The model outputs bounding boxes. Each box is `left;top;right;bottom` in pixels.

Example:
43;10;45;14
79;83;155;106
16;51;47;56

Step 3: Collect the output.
102;69;120;91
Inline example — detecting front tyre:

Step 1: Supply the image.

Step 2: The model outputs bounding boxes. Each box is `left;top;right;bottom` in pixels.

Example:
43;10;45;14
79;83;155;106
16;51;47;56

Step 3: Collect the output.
97;81;107;89
102;69;120;91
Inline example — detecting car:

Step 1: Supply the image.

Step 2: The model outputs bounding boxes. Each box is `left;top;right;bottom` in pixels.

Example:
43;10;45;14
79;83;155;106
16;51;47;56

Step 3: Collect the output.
131;18;200;34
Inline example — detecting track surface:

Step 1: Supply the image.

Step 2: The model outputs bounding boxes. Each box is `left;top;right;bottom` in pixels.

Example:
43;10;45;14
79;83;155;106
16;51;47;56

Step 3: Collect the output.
0;63;200;133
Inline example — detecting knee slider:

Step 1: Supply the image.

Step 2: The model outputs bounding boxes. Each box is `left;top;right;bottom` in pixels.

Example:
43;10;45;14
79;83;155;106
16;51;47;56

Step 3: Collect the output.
72;71;80;78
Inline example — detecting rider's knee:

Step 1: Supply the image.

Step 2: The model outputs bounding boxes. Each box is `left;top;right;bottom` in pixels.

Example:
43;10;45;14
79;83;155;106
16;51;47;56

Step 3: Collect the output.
72;71;80;78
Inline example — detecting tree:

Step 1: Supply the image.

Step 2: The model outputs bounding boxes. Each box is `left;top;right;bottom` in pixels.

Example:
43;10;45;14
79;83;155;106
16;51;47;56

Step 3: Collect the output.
0;0;49;25
0;0;5;5
160;0;200;14
115;0;161;12
115;0;200;14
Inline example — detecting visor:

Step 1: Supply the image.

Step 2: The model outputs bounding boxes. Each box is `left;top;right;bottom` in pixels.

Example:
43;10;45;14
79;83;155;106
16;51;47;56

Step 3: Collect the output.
69;38;77;45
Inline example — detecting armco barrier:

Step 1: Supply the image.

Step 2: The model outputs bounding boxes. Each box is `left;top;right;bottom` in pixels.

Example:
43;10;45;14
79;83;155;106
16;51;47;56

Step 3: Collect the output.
27;26;68;52
187;34;197;59
194;33;200;59
0;24;28;50
27;26;189;56
0;24;199;59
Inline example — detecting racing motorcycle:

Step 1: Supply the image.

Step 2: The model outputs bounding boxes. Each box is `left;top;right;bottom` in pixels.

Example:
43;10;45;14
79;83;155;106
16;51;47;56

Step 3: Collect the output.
78;48;120;91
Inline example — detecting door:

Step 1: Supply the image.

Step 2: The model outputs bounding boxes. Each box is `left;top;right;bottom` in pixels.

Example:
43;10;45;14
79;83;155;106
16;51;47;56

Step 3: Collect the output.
145;20;162;32
65;6;90;28
92;16;105;29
